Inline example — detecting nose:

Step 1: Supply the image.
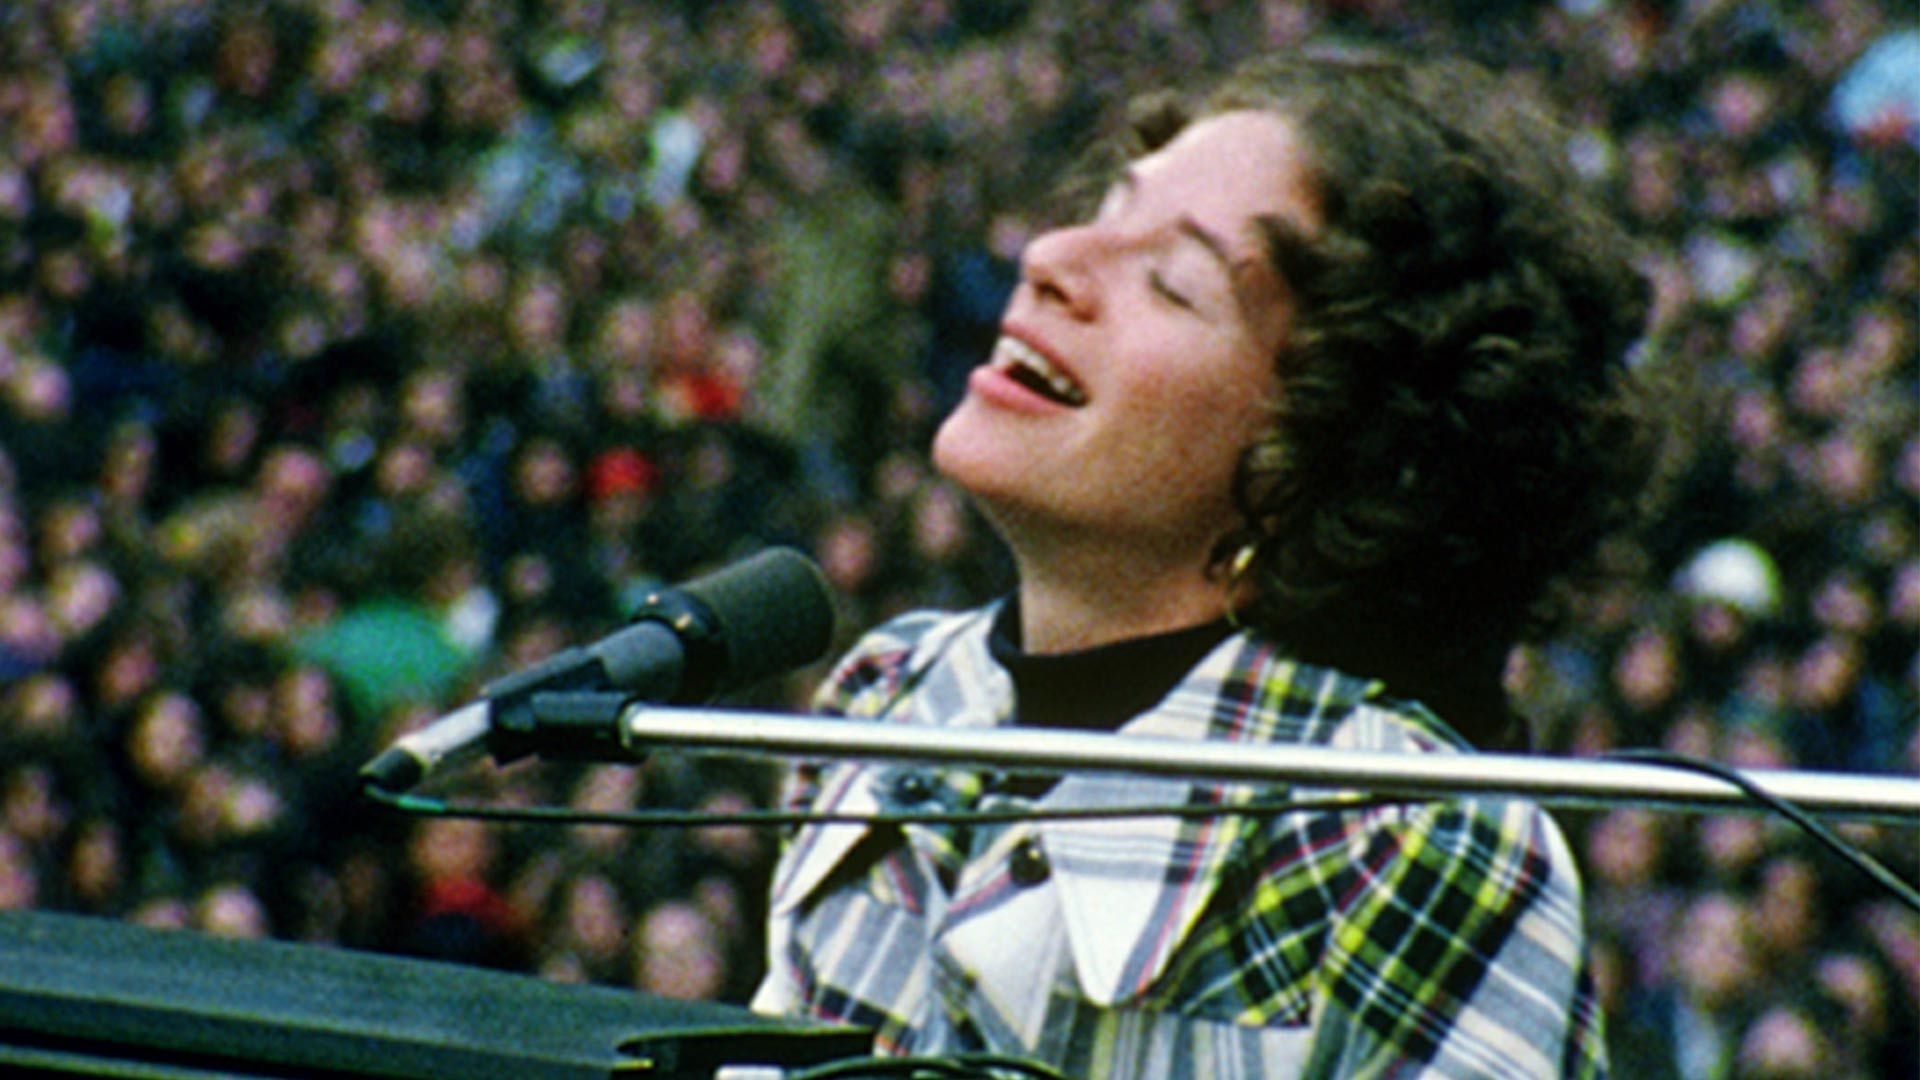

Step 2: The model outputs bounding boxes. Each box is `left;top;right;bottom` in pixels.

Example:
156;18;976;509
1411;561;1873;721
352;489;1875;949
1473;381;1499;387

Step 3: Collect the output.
1019;224;1101;320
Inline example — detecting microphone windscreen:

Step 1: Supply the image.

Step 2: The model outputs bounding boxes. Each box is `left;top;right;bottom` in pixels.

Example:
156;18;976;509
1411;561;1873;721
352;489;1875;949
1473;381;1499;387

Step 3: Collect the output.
682;547;836;688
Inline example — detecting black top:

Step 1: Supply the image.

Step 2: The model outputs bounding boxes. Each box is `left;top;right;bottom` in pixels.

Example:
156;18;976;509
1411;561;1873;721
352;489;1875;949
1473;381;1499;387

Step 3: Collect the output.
986;599;1234;733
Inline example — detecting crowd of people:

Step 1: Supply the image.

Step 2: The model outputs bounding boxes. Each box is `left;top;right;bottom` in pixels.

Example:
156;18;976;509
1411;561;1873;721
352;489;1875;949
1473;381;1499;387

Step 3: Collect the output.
0;1;1913;1077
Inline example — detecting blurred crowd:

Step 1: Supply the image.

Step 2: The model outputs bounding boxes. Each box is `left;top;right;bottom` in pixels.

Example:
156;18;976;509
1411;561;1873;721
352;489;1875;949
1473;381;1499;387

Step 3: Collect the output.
0;1;1914;1077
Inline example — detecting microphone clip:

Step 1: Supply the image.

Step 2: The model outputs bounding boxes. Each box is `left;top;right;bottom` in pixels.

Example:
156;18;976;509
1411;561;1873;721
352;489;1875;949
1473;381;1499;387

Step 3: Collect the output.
479;586;727;767
487;691;638;766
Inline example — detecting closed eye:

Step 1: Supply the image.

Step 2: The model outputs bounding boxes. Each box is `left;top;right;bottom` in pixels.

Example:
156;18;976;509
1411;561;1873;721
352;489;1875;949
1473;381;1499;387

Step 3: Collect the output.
1149;269;1194;309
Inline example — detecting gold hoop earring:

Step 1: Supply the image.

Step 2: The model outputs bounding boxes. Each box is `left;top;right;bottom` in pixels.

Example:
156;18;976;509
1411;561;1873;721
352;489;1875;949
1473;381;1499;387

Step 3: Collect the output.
1225;543;1257;628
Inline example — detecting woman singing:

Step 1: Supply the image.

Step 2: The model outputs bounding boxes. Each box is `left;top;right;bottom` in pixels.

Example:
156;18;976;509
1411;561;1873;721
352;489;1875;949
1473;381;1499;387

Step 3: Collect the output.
754;48;1653;1080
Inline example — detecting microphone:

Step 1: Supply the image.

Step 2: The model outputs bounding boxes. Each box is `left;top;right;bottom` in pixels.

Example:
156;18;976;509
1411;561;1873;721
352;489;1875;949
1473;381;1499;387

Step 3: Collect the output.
360;546;835;794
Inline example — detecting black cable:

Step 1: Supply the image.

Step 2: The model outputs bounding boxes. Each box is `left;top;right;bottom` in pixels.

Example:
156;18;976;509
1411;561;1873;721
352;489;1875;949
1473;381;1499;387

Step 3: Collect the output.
367;750;1920;913
1606;748;1920;914
362;783;1403;828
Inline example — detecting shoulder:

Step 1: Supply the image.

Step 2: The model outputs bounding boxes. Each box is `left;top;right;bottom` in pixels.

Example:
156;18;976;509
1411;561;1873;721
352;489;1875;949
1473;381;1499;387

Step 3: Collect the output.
1223;637;1590;968
1202;632;1476;754
1290;677;1581;910
1165;637;1607;1074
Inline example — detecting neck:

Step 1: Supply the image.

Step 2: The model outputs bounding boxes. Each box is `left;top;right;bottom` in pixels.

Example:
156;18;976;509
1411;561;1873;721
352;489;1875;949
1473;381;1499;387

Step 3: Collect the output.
1009;545;1229;654
967;492;1236;653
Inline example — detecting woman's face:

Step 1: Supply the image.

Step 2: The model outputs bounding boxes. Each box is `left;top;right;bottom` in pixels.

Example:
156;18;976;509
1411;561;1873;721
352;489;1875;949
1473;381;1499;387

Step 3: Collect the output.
932;110;1315;569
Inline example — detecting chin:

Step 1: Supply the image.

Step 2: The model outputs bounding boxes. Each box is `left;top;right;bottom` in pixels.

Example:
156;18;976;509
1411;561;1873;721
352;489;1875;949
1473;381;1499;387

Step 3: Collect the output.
931;415;1022;517
929;408;982;486
932;401;1086;536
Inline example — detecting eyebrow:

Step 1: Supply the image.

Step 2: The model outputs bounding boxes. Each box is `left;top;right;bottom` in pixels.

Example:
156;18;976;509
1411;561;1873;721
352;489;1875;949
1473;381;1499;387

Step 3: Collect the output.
1113;167;1272;320
1176;215;1238;277
1115;166;1242;271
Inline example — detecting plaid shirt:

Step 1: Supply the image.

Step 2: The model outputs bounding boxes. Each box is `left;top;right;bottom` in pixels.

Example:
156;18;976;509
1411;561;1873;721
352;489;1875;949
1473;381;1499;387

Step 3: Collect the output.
753;606;1608;1079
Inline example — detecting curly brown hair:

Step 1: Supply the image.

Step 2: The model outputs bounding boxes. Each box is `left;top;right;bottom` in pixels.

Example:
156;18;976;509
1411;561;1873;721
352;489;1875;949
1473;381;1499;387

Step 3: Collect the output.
1111;50;1659;747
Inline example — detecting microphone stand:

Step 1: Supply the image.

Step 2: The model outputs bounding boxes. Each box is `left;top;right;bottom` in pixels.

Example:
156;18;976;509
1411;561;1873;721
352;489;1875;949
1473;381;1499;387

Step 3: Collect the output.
605;702;1920;824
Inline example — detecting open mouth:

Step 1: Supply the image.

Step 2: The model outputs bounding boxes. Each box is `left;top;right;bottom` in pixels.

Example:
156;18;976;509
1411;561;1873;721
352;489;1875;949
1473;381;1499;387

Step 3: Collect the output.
991;336;1087;407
